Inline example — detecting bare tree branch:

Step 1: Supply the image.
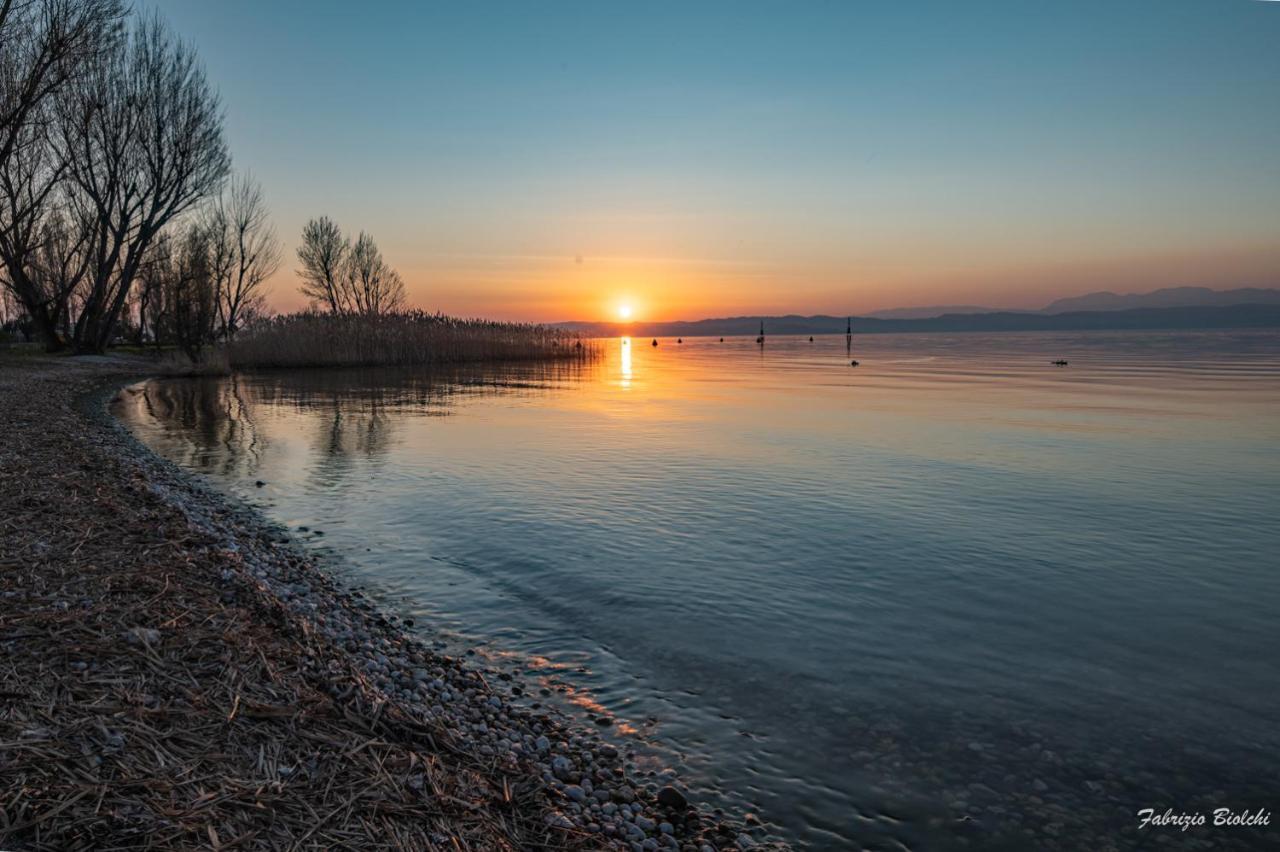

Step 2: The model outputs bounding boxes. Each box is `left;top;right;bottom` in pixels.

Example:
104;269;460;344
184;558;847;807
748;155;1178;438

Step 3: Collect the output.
296;215;349;315
56;11;229;353
207;173;279;339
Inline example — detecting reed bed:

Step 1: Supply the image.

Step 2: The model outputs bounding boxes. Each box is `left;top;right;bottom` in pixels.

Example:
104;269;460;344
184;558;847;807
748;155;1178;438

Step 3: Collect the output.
229;311;596;370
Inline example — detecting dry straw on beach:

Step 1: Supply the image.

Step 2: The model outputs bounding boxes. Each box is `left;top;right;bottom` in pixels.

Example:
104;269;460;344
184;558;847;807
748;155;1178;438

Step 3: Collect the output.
0;360;587;850
1;357;780;852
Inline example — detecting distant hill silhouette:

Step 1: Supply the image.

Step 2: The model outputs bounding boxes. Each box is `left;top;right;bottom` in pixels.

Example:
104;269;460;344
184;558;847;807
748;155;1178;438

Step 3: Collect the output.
1039;286;1280;314
865;304;1000;319
556;304;1280;337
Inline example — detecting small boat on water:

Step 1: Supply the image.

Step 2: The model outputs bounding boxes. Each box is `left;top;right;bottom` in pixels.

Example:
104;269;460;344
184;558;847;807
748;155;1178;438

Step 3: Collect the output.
1052;359;1069;366
652;339;658;347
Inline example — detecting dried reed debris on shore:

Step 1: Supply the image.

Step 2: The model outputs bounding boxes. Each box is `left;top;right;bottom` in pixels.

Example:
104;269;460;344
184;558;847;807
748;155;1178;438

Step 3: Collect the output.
0;359;578;850
0;357;782;851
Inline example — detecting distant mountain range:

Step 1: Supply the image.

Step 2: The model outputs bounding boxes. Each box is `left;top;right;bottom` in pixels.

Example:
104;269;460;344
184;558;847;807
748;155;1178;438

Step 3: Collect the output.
1039;286;1280;314
861;286;1280;320
865;304;998;319
555;286;1280;336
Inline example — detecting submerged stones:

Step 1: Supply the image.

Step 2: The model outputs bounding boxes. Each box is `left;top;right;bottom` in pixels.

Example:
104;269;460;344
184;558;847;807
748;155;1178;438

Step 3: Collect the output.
656;785;688;810
97;391;785;852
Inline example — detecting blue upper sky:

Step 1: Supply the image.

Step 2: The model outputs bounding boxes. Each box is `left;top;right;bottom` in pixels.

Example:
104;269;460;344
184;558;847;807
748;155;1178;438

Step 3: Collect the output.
157;0;1280;320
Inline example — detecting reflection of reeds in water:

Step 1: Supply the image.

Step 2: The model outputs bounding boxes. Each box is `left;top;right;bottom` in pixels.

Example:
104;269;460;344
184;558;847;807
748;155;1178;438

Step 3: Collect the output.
248;359;597;414
121;359;599;487
228;311;598;369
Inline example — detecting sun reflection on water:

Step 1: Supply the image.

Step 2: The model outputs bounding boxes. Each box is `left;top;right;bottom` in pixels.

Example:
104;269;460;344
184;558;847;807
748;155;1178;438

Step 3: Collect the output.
620;336;632;388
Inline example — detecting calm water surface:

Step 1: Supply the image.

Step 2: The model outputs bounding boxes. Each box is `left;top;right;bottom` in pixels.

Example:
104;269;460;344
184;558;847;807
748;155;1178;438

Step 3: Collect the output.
116;331;1280;850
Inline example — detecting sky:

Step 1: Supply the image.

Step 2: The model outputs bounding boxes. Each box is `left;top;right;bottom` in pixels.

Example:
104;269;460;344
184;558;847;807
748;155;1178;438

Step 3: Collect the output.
156;0;1280;322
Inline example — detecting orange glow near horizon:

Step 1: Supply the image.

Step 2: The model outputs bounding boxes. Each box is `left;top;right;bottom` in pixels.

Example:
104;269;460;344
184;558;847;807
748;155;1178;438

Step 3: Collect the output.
261;238;1280;324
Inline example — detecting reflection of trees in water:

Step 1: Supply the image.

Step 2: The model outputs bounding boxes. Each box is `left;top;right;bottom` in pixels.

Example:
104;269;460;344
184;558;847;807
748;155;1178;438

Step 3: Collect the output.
134;376;264;477
250;359;596;413
304;405;392;491
256;361;595;490
126;359;596;487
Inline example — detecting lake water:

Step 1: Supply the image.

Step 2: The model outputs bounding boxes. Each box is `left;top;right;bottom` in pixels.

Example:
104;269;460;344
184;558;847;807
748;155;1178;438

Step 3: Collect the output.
115;331;1280;850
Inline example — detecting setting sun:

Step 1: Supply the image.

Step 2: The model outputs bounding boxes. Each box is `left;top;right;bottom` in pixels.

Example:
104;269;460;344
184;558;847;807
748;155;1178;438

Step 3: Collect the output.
617;304;633;320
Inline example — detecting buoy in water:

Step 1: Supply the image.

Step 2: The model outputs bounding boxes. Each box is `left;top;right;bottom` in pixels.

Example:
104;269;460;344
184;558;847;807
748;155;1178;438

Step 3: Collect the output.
850;360;859;367
809;336;814;342
677;338;683;344
652;339;658;347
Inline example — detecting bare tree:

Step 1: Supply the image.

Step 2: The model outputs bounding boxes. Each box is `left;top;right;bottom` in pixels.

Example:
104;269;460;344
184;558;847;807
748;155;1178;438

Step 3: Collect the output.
297;218;405;317
296;215;349;314
344;231;405;316
0;277;23;336
207;174;279;339
131;227;172;347
1;0;126;167
31;208;92;337
56;12;229;353
0;120;65;347
166;224;218;362
0;0;125;349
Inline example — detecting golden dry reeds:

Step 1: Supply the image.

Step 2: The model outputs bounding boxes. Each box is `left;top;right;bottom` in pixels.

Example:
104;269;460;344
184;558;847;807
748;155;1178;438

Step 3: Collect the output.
228;311;597;370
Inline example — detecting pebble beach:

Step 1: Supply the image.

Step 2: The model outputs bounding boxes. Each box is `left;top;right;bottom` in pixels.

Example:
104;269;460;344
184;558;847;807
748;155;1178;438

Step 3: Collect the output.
0;354;785;851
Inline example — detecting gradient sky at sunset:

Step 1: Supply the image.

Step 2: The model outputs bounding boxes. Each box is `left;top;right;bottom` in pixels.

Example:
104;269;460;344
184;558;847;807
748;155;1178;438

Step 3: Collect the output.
158;0;1280;322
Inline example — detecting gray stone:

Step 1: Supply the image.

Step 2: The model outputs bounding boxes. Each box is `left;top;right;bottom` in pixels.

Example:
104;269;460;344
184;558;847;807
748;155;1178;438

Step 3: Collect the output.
657;785;688;810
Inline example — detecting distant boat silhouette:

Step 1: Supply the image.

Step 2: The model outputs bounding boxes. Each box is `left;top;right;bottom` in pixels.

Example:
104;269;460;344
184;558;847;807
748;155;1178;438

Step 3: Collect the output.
719;337;724;342
1052;359;1069;366
850;360;859;367
652;339;658;347
756;320;765;344
809;336;814;342
677;338;682;343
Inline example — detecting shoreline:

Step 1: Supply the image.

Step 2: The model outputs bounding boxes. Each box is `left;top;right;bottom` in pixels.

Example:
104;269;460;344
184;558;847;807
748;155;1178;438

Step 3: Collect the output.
0;356;783;851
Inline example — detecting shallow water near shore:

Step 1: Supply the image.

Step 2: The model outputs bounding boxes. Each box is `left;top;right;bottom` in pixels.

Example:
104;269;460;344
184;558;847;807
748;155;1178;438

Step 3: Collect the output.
115;330;1280;850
